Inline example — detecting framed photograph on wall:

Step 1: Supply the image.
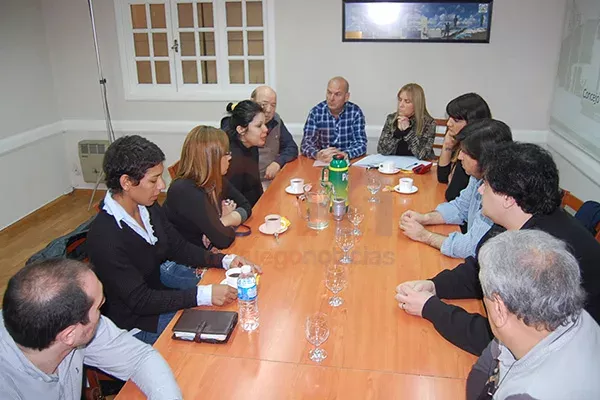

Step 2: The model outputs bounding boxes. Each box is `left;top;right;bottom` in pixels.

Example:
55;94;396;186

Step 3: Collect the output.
343;0;493;43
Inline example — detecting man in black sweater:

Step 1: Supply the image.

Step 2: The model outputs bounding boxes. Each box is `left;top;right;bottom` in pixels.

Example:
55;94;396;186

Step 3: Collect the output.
87;135;260;344
395;142;600;355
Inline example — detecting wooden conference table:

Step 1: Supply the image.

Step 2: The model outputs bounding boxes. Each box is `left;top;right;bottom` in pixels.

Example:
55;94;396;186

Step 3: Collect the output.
116;157;484;399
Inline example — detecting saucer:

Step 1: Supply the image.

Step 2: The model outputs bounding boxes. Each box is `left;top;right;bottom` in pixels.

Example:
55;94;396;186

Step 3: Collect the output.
394;185;419;194
259;222;289;235
285;186;304;195
378;166;400;175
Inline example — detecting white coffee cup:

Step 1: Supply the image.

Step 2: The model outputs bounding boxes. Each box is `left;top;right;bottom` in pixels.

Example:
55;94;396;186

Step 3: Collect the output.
225;267;242;288
379;161;395;173
265;214;282;233
399;177;414;192
290;178;304;193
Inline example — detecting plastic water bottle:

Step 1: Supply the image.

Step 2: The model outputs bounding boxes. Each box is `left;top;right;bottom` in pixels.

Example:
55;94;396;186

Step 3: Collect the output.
237;265;259;331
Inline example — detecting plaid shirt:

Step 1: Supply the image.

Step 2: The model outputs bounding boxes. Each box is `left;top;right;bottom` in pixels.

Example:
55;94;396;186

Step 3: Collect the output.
301;101;367;159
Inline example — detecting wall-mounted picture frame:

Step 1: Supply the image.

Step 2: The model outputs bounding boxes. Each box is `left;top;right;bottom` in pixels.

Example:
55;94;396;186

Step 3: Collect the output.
343;0;493;43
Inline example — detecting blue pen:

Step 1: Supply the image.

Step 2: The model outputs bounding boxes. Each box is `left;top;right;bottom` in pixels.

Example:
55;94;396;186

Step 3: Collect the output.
403;162;419;170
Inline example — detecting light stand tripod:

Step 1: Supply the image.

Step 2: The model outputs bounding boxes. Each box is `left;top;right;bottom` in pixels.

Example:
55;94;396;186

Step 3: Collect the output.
87;0;116;210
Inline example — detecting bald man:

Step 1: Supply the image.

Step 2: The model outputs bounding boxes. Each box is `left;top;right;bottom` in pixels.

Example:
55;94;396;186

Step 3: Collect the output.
301;77;367;163
251;86;298;186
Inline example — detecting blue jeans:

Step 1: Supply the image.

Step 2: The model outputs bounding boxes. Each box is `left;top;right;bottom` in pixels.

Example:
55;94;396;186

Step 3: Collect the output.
159;260;201;290
133;311;177;345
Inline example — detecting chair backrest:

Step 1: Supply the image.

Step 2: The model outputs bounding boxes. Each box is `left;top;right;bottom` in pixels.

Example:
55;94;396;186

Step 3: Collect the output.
561;191;600;244
561;190;584;214
168;160;180;180
433;118;448;158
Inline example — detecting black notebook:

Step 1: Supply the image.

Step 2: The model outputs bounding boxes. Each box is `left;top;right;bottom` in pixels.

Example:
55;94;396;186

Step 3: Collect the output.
171;309;238;343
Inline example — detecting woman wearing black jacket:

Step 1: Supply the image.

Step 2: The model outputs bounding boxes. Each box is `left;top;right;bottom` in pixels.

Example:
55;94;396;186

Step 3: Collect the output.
220;100;268;206
164;125;252;251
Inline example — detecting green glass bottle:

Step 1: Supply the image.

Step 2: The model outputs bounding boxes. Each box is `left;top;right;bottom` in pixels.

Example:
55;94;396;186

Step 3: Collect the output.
321;154;349;207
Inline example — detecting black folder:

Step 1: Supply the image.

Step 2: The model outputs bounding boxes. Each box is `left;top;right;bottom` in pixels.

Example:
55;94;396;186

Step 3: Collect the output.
171;309;238;343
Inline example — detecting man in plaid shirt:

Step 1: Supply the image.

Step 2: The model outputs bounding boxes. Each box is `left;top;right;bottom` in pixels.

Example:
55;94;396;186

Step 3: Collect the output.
301;77;367;163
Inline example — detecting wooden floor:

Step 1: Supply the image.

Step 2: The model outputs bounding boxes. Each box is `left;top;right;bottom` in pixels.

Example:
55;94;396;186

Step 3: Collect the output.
0;190;166;305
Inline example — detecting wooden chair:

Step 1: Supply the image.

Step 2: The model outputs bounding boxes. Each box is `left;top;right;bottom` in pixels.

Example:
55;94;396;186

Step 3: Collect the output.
168;160;180;180
433;118;448;158
561;190;584;214
561;190;600;243
84;367;123;400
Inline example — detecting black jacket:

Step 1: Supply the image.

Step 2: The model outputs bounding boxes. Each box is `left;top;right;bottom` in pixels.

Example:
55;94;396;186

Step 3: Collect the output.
422;208;600;355
437;160;469;202
163;178;251;250
87;202;224;332
223;131;264;207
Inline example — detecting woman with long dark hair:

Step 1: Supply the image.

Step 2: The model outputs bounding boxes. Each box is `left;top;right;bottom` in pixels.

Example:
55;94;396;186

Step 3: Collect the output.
220;100;268;206
438;93;492;201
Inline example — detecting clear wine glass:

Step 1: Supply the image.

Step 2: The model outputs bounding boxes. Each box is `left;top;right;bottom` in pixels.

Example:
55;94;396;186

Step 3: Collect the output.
326;264;348;307
335;226;355;264
346;206;365;236
305;312;330;362
366;170;381;203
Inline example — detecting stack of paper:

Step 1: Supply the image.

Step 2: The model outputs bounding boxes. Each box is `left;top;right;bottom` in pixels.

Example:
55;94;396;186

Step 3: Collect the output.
352;154;432;170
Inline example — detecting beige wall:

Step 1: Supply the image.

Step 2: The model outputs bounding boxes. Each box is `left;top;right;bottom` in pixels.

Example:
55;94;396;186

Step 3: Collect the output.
0;0;60;139
0;0;70;229
41;0;565;130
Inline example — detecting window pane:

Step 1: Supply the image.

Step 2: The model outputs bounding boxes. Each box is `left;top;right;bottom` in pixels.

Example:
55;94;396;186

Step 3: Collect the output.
201;60;217;84
153;33;168;57
150;4;166;29
229;60;244;83
226;2;242;27
130;4;147;29
177;3;193;28
227;31;243;56
182;61;198;83
197;3;214;27
246;2;263;27
136;61;152;84
155;61;171;84
180;32;195;56
134;33;150;57
247;31;263;56
249;60;264;84
199;32;215;56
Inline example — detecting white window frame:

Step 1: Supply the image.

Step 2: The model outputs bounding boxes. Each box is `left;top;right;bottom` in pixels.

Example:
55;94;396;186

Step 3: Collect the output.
114;0;276;101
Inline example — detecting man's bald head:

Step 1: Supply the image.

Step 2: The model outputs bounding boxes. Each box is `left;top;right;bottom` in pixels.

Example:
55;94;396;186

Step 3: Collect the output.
251;85;277;123
328;76;349;93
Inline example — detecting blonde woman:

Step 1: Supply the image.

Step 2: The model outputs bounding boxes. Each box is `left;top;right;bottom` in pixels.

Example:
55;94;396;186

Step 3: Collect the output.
163;125;251;254
377;83;436;160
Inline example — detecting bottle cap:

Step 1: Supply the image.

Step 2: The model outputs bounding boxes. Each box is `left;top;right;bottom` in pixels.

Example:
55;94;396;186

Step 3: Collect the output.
241;265;252;274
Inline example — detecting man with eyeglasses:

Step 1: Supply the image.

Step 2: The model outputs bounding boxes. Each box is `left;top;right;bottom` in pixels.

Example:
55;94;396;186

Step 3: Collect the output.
251;85;299;188
466;230;600;400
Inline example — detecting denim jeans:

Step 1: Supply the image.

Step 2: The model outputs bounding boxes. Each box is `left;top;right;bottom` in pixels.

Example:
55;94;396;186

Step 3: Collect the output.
159;260;201;290
133;311;177;345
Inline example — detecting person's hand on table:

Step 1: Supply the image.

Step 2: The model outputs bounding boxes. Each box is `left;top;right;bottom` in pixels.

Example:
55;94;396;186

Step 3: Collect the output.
399;217;430;243
211;284;238;306
400;210;427;225
230;255;263;274
265;162;281;180
316;147;338;164
396;280;436;296
395;285;434;317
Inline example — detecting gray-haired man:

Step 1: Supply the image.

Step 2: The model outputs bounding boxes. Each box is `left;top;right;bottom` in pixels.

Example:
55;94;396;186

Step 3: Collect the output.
467;230;600;400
